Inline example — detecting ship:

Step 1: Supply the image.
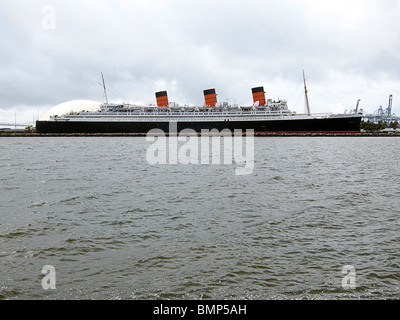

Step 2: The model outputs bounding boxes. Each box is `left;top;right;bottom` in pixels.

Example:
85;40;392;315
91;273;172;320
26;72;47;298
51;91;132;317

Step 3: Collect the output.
35;73;362;134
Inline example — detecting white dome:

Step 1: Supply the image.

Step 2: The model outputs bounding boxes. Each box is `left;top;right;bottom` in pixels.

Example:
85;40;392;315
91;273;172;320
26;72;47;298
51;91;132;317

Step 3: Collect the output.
39;100;101;120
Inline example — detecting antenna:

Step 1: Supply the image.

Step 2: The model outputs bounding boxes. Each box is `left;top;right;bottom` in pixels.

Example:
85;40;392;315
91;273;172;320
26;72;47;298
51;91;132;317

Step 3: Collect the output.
97;72;109;104
303;70;311;116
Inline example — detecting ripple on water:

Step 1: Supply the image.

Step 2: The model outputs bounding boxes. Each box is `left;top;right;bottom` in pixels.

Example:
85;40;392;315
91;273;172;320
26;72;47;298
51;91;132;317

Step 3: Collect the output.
1;137;400;299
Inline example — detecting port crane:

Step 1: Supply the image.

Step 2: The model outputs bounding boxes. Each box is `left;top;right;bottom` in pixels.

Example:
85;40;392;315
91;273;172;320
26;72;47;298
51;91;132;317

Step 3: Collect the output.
363;94;399;123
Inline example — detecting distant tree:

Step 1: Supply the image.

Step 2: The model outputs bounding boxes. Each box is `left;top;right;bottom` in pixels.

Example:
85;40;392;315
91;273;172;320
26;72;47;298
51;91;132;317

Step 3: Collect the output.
360;120;391;132
377;121;385;130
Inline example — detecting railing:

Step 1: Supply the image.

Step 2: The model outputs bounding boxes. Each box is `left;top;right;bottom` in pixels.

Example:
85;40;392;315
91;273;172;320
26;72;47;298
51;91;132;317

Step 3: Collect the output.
48;109;362;123
53;113;345;123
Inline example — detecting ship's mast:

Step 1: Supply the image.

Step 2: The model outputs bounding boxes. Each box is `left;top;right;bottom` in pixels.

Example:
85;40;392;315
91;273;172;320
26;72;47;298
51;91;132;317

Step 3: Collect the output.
303;70;311;116
100;72;109;104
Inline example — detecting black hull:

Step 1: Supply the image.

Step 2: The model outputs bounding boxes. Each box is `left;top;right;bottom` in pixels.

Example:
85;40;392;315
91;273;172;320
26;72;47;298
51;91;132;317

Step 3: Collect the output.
36;117;361;134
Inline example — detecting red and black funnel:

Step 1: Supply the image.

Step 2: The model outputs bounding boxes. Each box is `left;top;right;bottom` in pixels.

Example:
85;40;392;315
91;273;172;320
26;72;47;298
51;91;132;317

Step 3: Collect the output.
155;91;169;107
203;88;217;107
251;87;266;107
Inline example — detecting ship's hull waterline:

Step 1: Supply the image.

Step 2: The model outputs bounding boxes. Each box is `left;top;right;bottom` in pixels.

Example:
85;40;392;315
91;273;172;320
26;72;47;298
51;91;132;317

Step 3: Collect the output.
36;115;362;134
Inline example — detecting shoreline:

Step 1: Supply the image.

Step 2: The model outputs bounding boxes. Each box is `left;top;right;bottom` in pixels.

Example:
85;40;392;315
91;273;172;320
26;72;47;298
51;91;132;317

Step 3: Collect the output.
1;131;399;137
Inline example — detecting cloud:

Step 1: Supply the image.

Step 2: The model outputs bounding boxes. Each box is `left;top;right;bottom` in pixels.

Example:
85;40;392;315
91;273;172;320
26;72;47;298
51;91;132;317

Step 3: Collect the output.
1;0;399;125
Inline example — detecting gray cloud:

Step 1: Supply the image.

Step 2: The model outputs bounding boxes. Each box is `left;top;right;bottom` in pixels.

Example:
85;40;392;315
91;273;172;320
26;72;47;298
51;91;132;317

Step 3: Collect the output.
1;0;399;124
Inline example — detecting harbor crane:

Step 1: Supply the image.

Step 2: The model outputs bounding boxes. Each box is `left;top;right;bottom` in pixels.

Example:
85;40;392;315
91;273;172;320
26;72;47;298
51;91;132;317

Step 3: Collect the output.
363;94;399;124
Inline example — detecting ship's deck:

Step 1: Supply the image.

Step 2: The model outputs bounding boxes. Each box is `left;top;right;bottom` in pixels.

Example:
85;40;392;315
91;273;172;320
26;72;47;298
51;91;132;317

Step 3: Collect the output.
51;110;359;122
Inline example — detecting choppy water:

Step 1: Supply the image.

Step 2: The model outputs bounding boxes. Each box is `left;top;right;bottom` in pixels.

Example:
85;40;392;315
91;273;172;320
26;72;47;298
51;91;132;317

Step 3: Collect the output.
0;136;399;300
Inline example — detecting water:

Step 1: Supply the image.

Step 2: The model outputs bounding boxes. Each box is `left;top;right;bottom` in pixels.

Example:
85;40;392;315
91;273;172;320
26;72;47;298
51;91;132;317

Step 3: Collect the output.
0;136;399;300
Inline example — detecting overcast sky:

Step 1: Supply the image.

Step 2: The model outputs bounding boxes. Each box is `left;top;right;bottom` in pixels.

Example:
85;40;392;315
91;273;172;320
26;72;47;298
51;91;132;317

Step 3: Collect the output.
1;0;399;124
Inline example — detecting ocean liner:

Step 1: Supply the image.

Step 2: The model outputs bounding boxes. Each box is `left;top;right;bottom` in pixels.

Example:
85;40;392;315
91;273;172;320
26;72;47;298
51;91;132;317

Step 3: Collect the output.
35;74;362;134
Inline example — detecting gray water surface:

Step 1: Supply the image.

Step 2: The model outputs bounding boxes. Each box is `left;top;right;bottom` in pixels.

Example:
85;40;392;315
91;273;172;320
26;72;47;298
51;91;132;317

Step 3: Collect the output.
0;136;399;299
